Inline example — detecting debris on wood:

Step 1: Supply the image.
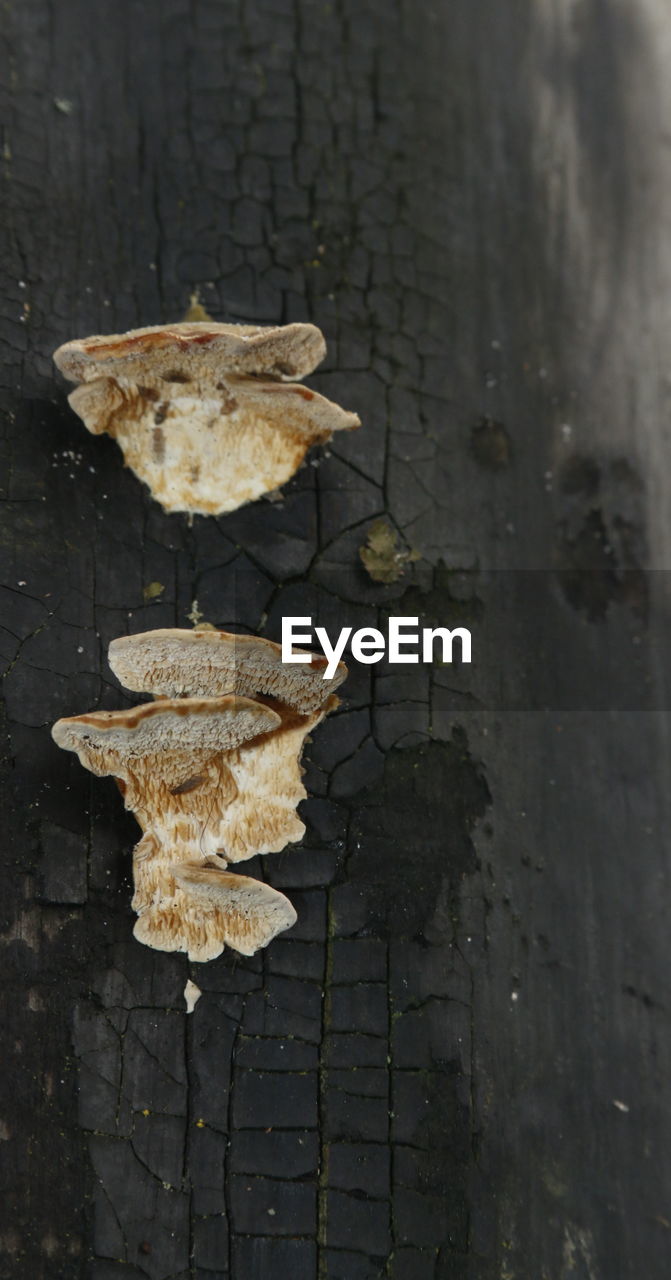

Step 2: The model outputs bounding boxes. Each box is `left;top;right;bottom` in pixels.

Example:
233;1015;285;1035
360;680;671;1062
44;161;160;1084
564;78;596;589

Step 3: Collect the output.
184;979;202;1012
182;290;213;323
359;517;419;584
471;417;512;470
187;599;204;627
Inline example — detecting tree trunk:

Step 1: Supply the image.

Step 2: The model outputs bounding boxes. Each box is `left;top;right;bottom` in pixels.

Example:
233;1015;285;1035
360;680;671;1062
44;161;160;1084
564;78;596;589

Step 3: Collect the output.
1;1;670;1277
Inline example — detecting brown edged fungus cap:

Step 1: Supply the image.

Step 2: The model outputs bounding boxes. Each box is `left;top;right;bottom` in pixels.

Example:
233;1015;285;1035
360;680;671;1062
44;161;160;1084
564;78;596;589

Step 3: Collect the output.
108;627;347;712
135;856;297;962
52;320;360;516
168;859;297;958
50;690;316;860
53;321;327;383
51;694;280;767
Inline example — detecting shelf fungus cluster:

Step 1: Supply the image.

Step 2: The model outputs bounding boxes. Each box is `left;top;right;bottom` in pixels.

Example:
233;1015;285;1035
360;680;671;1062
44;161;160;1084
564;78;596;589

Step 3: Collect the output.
52;629;347;962
53;321;360;515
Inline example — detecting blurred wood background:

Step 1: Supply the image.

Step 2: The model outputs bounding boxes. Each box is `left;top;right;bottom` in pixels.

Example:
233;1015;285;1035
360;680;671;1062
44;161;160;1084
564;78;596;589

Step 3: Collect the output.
1;1;670;1277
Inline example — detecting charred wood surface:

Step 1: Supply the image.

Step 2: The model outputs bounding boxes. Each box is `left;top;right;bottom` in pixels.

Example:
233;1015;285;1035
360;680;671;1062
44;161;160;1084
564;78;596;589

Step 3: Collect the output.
1;2;670;1277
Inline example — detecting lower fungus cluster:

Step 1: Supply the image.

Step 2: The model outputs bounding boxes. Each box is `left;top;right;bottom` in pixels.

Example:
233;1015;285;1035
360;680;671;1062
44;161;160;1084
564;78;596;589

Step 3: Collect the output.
52;628;347;962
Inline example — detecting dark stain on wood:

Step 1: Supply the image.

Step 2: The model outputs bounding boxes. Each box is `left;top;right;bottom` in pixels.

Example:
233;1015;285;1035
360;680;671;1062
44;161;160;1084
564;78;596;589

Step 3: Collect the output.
471;417;512;469
2;1;669;1277
152;425;165;462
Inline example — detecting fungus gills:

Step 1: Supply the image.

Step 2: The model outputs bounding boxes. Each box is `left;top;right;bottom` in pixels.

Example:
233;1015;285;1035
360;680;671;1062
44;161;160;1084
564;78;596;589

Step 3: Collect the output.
52;632;345;962
53;321;360;515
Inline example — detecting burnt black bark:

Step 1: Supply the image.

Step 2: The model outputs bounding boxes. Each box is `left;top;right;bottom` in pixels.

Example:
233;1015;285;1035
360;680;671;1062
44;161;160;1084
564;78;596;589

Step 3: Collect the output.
1;2;670;1278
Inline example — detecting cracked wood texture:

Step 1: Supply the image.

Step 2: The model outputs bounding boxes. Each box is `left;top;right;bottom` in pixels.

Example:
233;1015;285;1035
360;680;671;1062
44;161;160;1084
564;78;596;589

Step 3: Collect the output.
1;2;671;1278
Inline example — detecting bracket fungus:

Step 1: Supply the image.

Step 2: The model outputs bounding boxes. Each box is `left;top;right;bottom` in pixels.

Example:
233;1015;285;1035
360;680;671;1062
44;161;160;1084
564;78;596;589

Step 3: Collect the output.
108;625;348;712
53;321;360;515
52;629;345;962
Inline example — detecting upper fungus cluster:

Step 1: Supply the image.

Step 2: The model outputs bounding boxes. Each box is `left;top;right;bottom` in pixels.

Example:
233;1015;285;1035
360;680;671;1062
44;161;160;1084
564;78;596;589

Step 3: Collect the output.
53;320;360;515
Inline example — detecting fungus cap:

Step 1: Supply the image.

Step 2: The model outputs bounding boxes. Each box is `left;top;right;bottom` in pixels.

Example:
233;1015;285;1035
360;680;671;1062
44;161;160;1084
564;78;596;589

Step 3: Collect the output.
52;321;360;515
53;320;327;383
134;859;297;961
174;857;296;921
172;861;297;957
52;694;280;768
108;627;347;712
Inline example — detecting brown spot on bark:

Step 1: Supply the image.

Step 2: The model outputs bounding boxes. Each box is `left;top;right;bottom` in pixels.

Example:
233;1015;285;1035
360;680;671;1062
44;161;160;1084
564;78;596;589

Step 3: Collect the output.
170;774;207;795
152;427;165;462
556;508;648;621
360;518;419;583
560;455;600;496
471;418;512;469
214;381;238;411
154;403;168;425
